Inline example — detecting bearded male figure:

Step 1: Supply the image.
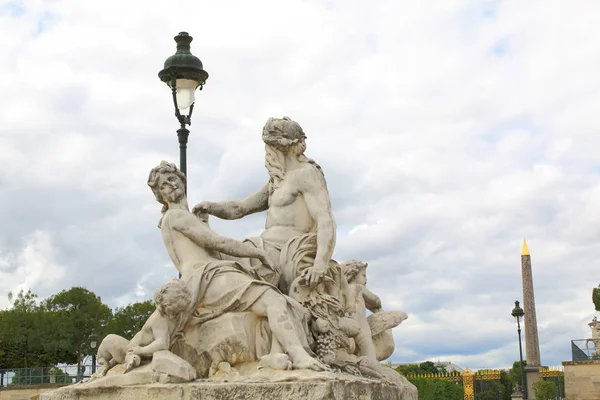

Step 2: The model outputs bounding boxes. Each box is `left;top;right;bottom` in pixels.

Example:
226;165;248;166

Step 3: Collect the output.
147;161;326;372
193;117;338;295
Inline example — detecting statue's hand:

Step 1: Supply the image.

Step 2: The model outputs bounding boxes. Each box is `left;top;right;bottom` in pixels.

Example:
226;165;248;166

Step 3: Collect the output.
127;345;143;355
257;250;278;273
300;263;328;288
192;201;212;216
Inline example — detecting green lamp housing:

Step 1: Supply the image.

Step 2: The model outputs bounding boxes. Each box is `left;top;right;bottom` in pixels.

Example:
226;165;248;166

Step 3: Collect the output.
511;300;524;324
89;332;99;349
159;32;209;111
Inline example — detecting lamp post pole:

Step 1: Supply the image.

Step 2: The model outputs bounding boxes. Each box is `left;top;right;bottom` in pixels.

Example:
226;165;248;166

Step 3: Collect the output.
89;332;98;375
512;300;527;400
517;317;526;399
159;32;209;194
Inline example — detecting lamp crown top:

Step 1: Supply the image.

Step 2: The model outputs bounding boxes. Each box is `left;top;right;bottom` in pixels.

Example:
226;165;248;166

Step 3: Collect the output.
174;32;193;52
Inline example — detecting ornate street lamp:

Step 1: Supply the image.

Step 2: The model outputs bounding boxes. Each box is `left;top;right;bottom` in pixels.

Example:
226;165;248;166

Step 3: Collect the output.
511;300;527;400
89;332;99;375
158;32;209;193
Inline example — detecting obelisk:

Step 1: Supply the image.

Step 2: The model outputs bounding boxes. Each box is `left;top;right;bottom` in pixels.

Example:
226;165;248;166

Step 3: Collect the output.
521;239;541;367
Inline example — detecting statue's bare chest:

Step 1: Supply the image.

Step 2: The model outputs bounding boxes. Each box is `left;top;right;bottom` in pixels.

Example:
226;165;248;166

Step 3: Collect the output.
270;180;299;208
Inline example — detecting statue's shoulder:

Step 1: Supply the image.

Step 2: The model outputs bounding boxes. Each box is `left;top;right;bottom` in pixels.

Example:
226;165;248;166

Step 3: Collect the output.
294;162;325;181
162;208;195;227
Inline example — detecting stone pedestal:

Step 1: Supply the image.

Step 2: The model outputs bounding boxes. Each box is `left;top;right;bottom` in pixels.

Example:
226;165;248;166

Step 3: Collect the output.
563;359;600;400
39;360;417;400
524;366;540;400
39;380;417;400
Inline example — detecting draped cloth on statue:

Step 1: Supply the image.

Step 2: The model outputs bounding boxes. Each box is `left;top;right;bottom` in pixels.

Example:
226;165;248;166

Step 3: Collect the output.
244;233;347;301
243;232;351;351
170;259;313;353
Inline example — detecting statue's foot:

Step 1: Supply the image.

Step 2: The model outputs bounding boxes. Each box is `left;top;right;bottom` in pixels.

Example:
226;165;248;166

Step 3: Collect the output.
259;353;292;370
123;353;141;373
292;355;330;371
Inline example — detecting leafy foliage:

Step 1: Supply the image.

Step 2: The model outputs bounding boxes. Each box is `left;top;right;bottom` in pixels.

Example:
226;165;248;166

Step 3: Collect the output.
395;361;443;376
406;377;464;400
0;287;157;370
108;300;154;339
533;380;558;400
8;367;72;386
395;362;463;400
593;285;600;312
509;360;527;392
42;287;112;366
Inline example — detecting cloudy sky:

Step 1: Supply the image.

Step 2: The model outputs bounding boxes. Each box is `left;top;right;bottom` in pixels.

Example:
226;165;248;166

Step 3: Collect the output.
1;0;599;370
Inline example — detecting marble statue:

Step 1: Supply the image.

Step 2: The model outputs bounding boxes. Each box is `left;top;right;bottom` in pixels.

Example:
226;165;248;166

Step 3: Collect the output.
341;260;408;363
587;316;600;357
146;161;326;372
96;334;140;376
192;117;337;295
42;117;416;400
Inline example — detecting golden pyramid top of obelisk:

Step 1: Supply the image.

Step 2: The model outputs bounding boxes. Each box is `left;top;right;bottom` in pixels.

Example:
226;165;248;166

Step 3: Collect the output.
522;239;530;256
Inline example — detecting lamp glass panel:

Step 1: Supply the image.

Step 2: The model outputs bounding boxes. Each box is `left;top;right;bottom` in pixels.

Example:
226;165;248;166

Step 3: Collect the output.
175;78;198;110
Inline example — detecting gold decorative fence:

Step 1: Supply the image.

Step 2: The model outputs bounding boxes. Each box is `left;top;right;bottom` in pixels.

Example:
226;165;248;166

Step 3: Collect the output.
539;367;563;378
407;367;502;400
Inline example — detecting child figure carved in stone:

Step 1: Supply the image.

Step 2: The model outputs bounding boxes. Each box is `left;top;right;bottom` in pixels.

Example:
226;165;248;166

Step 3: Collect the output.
341;260;408;362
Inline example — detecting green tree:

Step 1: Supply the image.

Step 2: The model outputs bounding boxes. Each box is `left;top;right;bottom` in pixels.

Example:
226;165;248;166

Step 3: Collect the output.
8;367;72;386
406;377;464;400
0;290;40;368
499;369;515;400
593;285;600;312
8;289;38;312
476;381;505;400
395;364;421;376
108;300;155;339
533;380;557;400
42;287;112;371
509;360;527;393
419;361;439;374
395;361;444;376
0;289;86;368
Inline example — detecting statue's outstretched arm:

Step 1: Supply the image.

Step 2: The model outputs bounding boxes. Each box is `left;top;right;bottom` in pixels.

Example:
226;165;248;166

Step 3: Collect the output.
172;211;273;267
128;313;169;357
192;183;269;220
362;287;382;312
297;167;337;285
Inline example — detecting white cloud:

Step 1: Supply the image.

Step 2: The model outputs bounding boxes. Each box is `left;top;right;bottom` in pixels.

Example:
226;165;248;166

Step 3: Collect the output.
0;230;66;308
0;0;599;370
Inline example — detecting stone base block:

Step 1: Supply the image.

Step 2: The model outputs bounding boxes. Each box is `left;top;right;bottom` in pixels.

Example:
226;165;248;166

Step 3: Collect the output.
563;359;600;400
39;380;417;400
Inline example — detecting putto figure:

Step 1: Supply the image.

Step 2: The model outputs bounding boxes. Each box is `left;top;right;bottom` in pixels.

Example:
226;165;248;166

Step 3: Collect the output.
192;117;337;295
341;260;407;362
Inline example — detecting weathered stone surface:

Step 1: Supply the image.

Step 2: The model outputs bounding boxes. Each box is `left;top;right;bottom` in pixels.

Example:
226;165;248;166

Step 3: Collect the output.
152;350;197;382
562;359;600;400
181;311;266;369
521;251;541;367
39;384;183;400
40;379;417;400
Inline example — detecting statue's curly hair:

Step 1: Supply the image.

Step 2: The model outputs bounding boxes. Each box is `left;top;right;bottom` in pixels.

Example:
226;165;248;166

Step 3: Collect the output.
340;259;368;283
154;279;191;319
262;117;324;195
147;160;186;215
